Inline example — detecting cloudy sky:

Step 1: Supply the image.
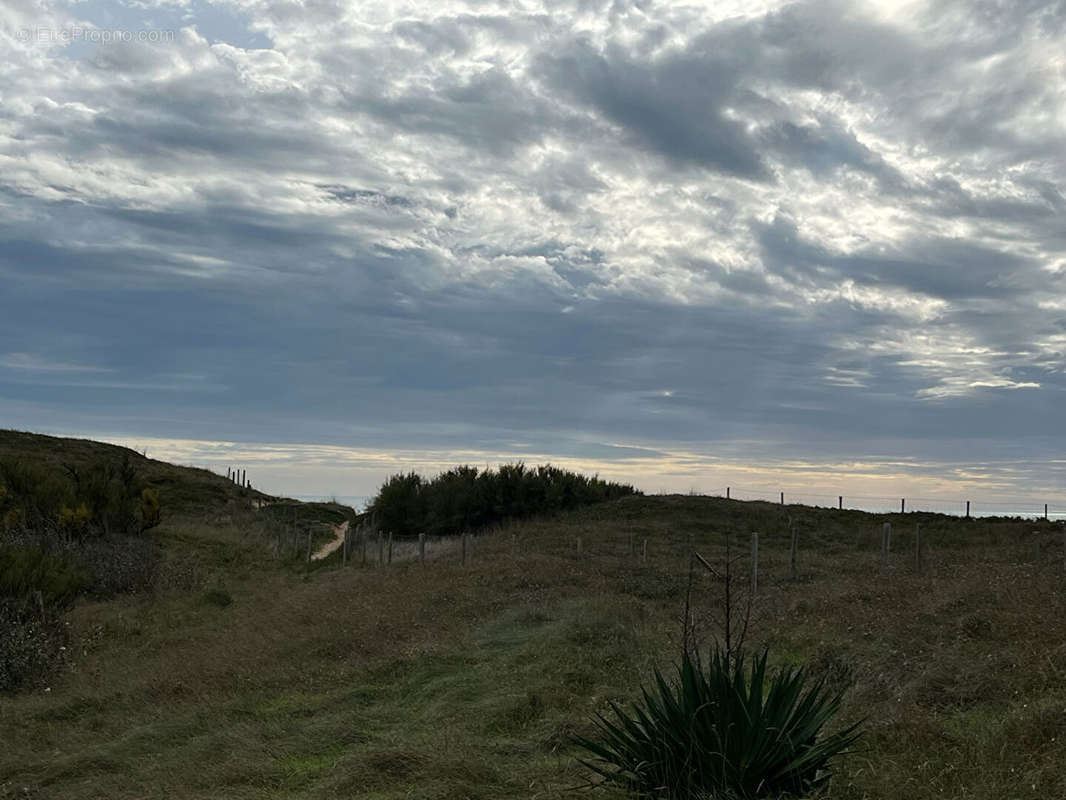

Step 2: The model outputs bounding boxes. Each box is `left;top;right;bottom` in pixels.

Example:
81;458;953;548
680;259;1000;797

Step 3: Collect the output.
2;0;1065;509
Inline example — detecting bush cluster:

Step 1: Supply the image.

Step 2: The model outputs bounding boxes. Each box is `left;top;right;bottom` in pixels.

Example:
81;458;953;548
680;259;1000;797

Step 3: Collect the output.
0;455;163;691
0;455;161;539
366;463;639;538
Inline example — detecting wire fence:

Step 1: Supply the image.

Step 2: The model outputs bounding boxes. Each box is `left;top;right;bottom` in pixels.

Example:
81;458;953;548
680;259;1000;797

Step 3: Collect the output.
679;486;1066;520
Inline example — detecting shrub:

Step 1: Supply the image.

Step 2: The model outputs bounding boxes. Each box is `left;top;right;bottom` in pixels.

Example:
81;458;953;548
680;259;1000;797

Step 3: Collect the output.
0;460;72;531
58;502;92;538
1;455;160;538
0;541;90;608
366;463;638;538
140;488;161;531
575;648;861;799
69;455;143;536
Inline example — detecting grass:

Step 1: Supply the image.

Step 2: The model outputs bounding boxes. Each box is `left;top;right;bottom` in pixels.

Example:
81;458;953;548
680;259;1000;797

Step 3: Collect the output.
4;433;1066;798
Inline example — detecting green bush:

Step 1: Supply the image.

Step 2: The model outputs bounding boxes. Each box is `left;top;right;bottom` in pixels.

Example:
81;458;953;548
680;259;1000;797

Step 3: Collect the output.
367;463;638;537
575;648;861;799
0;542;90;608
0;454;159;538
0;460;72;531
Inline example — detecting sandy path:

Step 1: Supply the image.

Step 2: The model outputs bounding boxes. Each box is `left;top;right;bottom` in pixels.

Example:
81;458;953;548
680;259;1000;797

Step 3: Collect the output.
312;520;349;561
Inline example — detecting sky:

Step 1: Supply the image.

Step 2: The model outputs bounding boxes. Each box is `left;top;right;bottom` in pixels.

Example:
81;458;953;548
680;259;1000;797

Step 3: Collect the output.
2;0;1065;511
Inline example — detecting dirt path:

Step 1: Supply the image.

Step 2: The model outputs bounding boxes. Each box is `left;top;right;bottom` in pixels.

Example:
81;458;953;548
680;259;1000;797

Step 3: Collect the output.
312;520;349;561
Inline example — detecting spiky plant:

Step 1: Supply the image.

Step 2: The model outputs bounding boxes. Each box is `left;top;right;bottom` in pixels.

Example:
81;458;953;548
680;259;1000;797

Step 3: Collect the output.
575;648;861;799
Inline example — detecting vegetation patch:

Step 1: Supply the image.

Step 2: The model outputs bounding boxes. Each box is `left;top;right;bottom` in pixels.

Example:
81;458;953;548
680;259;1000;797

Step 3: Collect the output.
366;463;638;538
576;648;862;799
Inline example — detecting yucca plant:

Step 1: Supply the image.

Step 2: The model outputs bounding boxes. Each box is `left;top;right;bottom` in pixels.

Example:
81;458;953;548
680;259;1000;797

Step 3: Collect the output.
575;648;861;798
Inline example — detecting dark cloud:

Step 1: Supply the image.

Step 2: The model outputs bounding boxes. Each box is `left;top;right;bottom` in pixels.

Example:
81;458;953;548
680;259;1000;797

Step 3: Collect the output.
536;39;768;178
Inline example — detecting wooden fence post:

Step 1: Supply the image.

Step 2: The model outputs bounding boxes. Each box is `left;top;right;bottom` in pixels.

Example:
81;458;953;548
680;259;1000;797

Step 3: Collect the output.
838;495;843;510
790;526;798;581
751;532;759;593
1045;503;1049;521
881;522;891;570
780;491;784;505
726;487;730;499
387;532;393;565
901;498;905;513
966;500;970;518
377;532;384;566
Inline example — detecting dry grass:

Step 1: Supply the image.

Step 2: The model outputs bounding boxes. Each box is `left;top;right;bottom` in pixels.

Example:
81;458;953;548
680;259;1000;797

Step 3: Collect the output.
4;494;1066;799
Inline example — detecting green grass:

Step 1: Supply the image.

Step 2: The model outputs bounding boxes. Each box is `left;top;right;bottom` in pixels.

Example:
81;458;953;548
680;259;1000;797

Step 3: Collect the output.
4;432;1066;798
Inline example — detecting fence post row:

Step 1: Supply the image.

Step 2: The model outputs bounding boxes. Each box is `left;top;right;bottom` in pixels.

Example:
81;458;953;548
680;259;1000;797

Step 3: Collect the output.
702;491;1061;520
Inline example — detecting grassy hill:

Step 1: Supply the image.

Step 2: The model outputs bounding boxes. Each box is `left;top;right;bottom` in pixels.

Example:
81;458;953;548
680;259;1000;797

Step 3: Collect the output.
3;432;1066;799
0;428;267;515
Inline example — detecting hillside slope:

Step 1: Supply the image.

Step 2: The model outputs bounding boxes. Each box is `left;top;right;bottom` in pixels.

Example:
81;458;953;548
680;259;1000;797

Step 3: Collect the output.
0;429;271;515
